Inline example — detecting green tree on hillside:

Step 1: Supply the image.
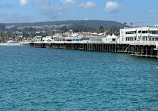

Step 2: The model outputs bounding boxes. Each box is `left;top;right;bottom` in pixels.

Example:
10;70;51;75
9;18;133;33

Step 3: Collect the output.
83;26;87;32
98;26;105;33
0;30;7;42
106;28;115;35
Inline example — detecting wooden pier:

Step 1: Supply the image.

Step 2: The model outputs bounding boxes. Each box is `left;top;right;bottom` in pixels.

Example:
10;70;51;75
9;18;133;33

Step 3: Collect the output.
29;41;158;58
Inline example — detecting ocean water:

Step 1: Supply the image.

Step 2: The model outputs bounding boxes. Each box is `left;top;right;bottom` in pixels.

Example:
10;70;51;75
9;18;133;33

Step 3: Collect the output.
0;46;158;111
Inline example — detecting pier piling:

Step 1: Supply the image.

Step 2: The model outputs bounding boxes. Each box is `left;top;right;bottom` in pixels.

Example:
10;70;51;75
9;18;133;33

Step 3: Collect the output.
30;42;158;58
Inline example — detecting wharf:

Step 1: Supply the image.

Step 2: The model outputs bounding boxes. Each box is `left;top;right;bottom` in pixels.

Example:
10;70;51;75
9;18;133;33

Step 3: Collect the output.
29;41;158;58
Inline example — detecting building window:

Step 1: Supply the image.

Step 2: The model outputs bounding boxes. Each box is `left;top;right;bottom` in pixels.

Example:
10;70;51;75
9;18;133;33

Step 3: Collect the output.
150;31;158;34
126;31;136;34
142;31;148;33
126;37;135;41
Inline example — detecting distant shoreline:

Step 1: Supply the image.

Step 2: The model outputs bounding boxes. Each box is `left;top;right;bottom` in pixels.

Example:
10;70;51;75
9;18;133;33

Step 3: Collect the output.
0;43;23;46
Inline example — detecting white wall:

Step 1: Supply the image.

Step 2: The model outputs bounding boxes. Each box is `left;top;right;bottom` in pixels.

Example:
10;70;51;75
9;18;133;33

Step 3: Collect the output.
120;27;158;42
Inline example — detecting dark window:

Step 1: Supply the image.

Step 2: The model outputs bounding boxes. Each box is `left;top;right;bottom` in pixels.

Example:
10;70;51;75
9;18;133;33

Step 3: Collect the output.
112;39;116;41
150;31;158;34
142;31;148;33
126;31;136;34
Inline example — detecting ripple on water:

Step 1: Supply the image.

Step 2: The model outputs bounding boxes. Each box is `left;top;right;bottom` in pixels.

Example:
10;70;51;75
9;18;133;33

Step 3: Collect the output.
0;46;158;110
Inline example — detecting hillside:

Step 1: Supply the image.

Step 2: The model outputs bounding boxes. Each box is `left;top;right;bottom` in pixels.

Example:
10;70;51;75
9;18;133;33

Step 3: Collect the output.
3;20;128;31
0;24;5;30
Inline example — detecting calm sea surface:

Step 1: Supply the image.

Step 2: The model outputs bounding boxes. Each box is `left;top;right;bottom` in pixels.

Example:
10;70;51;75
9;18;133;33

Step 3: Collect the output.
0;46;158;111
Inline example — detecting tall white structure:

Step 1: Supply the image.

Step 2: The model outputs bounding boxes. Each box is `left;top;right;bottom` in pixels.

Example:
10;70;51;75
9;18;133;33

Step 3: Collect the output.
120;26;158;42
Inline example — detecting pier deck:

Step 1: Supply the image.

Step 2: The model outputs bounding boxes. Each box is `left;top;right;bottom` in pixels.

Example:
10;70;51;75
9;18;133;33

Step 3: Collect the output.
29;41;158;58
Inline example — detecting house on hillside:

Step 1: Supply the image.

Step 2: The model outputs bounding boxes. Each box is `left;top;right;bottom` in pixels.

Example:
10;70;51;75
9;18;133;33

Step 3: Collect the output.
32;36;42;42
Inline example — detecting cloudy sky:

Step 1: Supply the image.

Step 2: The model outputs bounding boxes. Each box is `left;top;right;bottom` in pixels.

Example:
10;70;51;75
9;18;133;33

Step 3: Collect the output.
0;0;158;26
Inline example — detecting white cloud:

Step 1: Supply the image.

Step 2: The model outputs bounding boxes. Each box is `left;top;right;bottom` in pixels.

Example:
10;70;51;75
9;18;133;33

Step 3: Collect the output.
60;0;75;4
20;0;29;5
80;1;95;9
19;0;96;20
105;1;120;13
61;0;95;9
19;0;62;19
65;0;75;3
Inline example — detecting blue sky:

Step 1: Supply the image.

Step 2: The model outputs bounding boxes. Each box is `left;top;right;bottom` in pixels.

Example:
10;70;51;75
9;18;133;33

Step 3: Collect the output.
0;0;158;26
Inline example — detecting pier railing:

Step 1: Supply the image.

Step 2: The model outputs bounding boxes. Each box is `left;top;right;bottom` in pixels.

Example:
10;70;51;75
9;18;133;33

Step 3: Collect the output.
118;41;157;45
21;40;158;49
29;41;103;44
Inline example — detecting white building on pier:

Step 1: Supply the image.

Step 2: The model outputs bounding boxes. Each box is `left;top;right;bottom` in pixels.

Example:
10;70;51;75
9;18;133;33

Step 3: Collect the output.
120;25;158;42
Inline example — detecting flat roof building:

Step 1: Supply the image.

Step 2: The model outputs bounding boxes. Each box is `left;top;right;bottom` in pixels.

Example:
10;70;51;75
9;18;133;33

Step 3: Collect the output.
120;26;158;42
